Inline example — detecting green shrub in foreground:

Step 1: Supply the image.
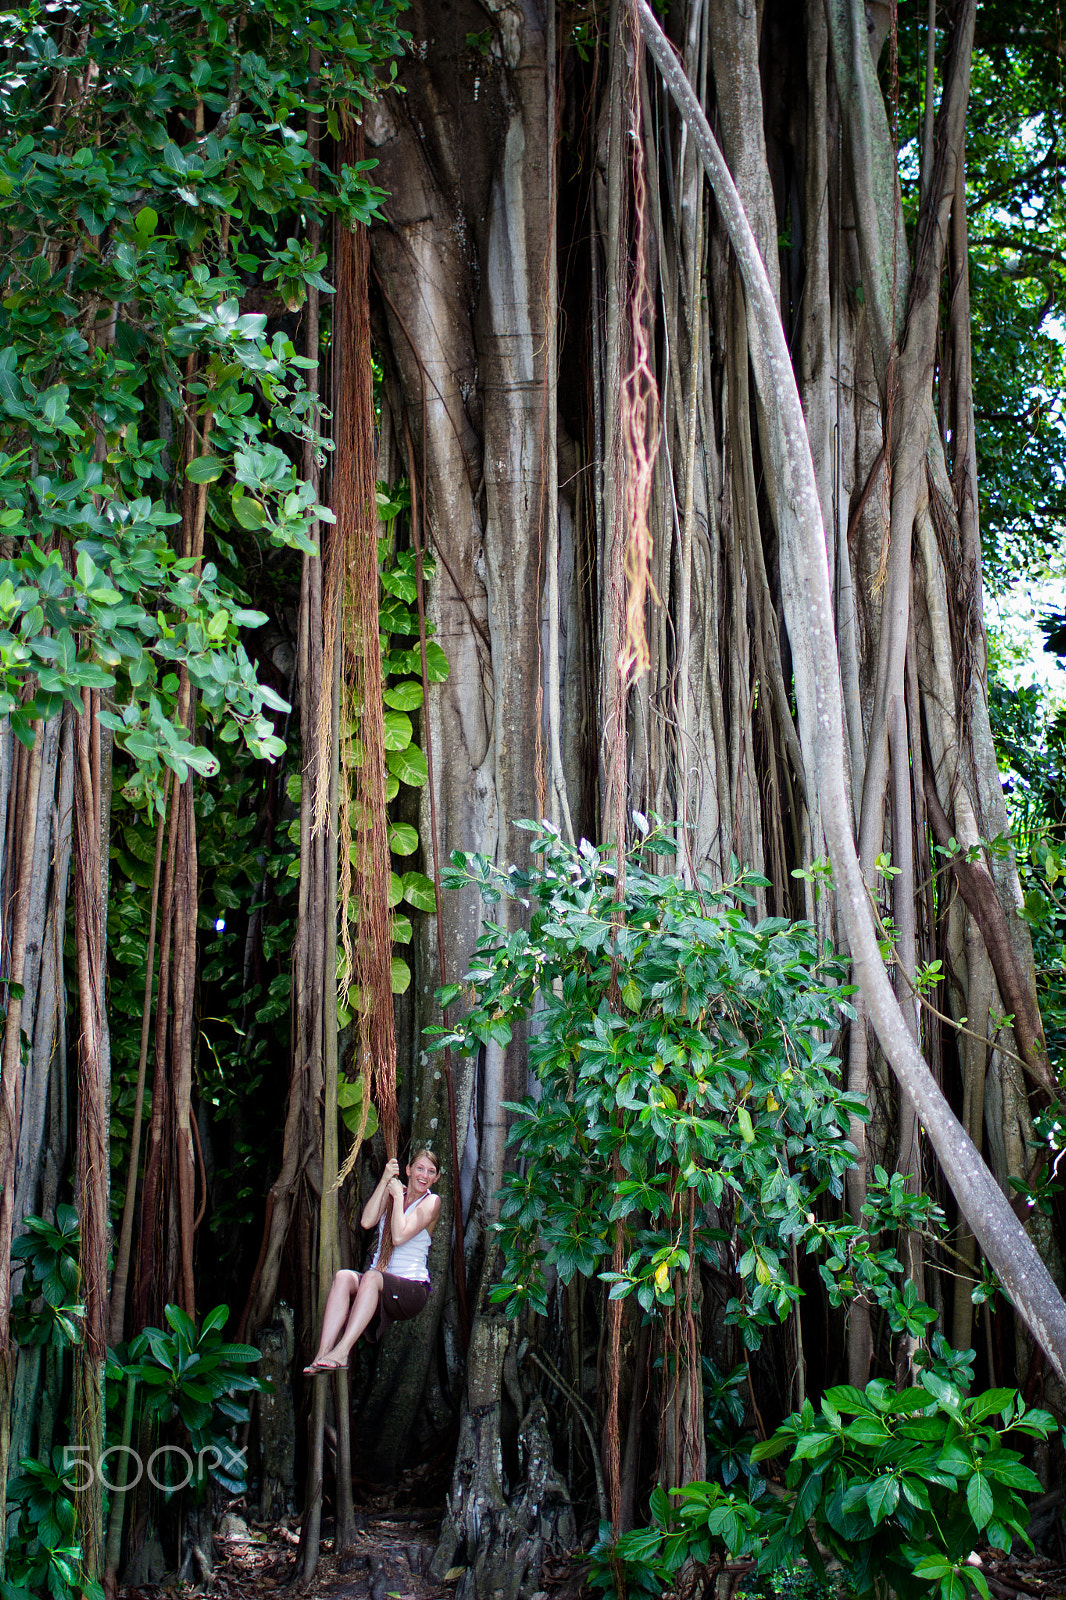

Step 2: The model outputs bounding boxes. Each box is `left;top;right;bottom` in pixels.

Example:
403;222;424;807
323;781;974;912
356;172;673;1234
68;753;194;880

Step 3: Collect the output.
589;1371;1053;1600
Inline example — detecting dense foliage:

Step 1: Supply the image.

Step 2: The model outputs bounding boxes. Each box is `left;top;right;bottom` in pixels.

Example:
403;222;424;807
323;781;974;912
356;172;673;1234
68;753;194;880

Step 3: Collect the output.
435;822;950;1354
0;0;405;794
594;1363;1054;1600
1;0;1065;1590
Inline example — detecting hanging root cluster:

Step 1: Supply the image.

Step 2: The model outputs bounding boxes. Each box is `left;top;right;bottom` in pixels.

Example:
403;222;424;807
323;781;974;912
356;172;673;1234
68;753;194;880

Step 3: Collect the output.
329;135;398;1181
619;0;660;693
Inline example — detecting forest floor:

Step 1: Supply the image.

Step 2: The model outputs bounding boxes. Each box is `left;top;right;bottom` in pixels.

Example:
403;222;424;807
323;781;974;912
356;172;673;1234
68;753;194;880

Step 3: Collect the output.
115;1484;1066;1600
117;1467;582;1600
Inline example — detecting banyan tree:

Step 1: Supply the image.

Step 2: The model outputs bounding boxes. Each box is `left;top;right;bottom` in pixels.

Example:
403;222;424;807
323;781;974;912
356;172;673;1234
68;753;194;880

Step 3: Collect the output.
1;0;1066;1591
350;0;1066;1570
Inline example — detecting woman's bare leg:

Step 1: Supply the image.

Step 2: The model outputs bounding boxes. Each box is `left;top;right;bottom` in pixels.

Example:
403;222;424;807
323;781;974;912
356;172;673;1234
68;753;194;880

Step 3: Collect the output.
304;1270;361;1371
319;1269;385;1366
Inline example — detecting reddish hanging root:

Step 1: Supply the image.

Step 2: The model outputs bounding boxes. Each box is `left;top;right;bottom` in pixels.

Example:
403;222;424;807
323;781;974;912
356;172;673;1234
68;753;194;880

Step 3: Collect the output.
619;0;660;691
332;132;399;1180
605;7;660;1528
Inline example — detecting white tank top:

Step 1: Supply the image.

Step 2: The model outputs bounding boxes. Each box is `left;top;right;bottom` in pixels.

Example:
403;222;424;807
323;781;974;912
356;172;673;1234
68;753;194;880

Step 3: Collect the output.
369;1198;432;1282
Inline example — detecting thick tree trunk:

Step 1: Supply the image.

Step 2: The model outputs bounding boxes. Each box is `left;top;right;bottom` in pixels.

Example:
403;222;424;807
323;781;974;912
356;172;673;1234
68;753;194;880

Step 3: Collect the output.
638;0;1066;1382
298;0;1066;1561
362;0;550;1480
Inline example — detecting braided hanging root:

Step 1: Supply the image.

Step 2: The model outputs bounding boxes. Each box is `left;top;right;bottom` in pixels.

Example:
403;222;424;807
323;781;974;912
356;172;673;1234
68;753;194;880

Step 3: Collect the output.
331;130;399;1191
619;0;660;692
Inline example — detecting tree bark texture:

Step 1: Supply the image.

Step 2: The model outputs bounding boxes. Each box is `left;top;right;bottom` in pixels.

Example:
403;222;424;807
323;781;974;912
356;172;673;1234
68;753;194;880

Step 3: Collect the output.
353;0;1066;1518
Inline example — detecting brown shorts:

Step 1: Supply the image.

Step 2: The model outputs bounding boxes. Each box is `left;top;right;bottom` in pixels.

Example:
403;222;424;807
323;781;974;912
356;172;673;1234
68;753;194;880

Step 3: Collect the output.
364;1273;431;1343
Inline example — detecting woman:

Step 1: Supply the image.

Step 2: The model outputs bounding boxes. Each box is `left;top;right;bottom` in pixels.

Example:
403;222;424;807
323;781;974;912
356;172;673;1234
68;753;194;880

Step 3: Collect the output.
303;1148;441;1373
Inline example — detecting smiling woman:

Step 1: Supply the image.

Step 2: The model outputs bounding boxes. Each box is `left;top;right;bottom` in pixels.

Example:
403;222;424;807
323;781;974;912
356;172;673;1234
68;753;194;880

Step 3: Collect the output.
303;1149;441;1373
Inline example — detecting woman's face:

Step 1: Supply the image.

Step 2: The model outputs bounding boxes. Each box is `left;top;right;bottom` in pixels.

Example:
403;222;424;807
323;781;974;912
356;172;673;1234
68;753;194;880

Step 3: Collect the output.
407;1154;438;1196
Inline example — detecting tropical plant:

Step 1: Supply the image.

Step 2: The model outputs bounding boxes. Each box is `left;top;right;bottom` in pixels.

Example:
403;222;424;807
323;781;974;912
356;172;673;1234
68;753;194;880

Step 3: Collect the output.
10;1207;82;1350
749;1373;1053;1600
433;818;863;1343
2;1452;103;1600
0;4;408;1563
438;819;956;1350
119;1302;264;1497
590;1370;1053;1600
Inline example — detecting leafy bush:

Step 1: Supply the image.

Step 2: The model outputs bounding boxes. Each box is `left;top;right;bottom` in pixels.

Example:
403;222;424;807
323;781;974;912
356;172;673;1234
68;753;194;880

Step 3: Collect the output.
588;1372;1053;1600
119;1302;265;1496
433;819;938;1346
0;0;406;800
587;1480;764;1598
2;1452;103;1600
750;1372;1053;1600
10;1206;82;1349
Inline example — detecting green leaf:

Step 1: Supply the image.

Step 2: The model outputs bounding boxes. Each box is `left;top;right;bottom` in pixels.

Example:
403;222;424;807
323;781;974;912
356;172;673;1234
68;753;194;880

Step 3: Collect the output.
383;710;413;751
383;681;424;711
402;871;437;913
620;977;641;1011
231;492;266;530
164;1303;197;1349
386;744;429;787
381;566;417;604
200;1304;229;1336
186;456;226;484
966;1471;994;1530
391;956;411;994
985;1457;1041;1492
424;640;449;681
911;1556;955;1580
388;822;419;856
966;1388;1017;1423
185;748;220;778
865;1475;900;1526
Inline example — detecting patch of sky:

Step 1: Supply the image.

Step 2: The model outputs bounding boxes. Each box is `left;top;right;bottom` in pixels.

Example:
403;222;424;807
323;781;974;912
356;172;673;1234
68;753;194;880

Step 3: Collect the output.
985;547;1066;701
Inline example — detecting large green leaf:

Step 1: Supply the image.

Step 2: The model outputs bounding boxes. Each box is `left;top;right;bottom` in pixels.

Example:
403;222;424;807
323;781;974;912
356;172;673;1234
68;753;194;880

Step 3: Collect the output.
388;821;419;856
424;640;449;682
386;743;429;787
865;1475;900;1527
383;709;413;751
401;871;437;912
186;455;225;484
383;680;424;711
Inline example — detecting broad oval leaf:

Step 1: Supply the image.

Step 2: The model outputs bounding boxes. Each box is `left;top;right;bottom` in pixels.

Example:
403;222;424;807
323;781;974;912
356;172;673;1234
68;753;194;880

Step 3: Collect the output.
386;743;429;787
383;680;424;711
401;871;437;913
383;709;413;750
388;821;419;856
865;1474;900;1527
186;455;225;484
